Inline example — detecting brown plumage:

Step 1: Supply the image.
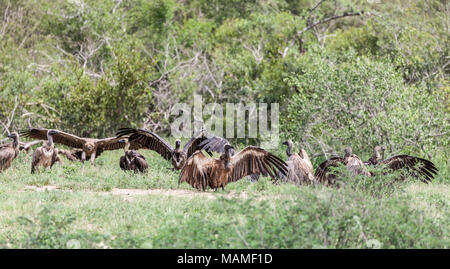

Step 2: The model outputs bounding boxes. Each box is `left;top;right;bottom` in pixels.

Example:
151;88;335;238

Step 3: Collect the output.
179;144;288;191
20;128;139;165
280;140;315;185
365;146;438;183
30;129;61;174
116;128;210;170
315;147;370;185
118;138;148;173
0;132;20;173
19;140;43;154
199;135;260;181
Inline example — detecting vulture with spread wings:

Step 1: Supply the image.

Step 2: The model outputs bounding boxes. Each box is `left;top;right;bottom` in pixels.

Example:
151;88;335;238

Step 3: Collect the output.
116;128;211;170
20;128;138;165
315;147;370;185
365;146;438;183
179;144;288;191
198;135;261;181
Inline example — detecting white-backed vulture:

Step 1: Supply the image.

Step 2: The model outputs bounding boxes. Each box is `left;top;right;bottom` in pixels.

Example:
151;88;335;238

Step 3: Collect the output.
30;129;62;173
315;147;370;185
20;128;137;165
179;144;288;191
118;138;148;173
281;140;315;185
365;146;438;183
0;132;20;172
116;128;211;170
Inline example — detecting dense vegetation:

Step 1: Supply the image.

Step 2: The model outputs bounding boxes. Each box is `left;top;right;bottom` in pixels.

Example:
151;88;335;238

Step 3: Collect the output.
0;0;448;248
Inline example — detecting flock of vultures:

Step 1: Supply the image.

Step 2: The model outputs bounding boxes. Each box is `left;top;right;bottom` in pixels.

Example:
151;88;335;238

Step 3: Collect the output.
0;128;439;191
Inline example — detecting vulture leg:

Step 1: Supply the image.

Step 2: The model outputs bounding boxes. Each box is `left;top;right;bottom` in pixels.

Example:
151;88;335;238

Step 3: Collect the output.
89;151;96;165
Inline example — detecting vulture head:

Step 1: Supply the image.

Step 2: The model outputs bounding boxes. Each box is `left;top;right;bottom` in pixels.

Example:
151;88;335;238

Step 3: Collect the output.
84;142;95;153
222;144;234;168
344;147;352;157
118;138;130;151
47;129;59;136
7;132;19;141
282;140;294;157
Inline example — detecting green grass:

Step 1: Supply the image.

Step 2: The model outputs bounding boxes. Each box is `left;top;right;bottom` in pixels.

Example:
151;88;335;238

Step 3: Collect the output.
0;149;448;249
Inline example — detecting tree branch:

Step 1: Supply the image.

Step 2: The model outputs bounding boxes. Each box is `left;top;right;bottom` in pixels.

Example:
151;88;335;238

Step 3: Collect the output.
280;11;364;58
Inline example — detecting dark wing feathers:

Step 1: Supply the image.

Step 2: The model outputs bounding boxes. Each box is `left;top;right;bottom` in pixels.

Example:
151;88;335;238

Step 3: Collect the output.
314;157;345;183
116;128;174;160
198;136;232;155
179;151;211;191
183;131;210;157
19;128;85;149
230;146;288;182
380;155;438;183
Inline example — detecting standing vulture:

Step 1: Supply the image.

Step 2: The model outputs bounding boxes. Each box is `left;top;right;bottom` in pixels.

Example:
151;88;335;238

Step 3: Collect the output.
116;128;211;170
118;138;148;173
0;132;20;173
365;145;438;183
20;128;135;165
30;129;62;173
281;140;315;185
315;147;370;185
179;144;288;191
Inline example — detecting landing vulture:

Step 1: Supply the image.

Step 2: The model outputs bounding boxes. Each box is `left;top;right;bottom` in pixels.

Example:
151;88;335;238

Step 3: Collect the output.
20;128;135;165
365;146;438;183
0;132;20;172
116;128;211;170
179;144;288;191
281;140;315;185
315;147;370;185
118;138;148;173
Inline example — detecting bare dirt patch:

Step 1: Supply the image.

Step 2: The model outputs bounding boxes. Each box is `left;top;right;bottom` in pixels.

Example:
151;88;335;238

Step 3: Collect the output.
22;185;288;202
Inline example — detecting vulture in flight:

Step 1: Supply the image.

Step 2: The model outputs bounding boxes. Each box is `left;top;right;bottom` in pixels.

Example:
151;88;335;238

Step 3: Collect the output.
365;146;438;183
281;140;315;185
0;132;20;172
116;128;211;170
20;128;133;165
315;147;370;185
118;138;148;173
179;144;288;191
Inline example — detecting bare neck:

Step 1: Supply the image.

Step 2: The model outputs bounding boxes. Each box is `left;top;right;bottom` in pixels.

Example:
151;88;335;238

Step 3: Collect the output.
47;135;54;147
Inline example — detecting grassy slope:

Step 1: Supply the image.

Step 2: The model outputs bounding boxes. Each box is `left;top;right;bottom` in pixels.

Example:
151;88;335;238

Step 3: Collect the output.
0;148;448;249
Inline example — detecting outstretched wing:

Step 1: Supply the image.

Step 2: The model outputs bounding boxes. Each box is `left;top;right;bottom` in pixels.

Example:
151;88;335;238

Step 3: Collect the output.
183;131;211;158
19;140;43;151
19;128;85;149
116;128;174;160
179;151;212;191
229;146;288;182
379;155;438;183
198;135;234;156
314;157;345;183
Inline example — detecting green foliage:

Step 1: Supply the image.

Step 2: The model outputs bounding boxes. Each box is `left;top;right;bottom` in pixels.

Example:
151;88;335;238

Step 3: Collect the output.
282;48;448;157
36;49;153;137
